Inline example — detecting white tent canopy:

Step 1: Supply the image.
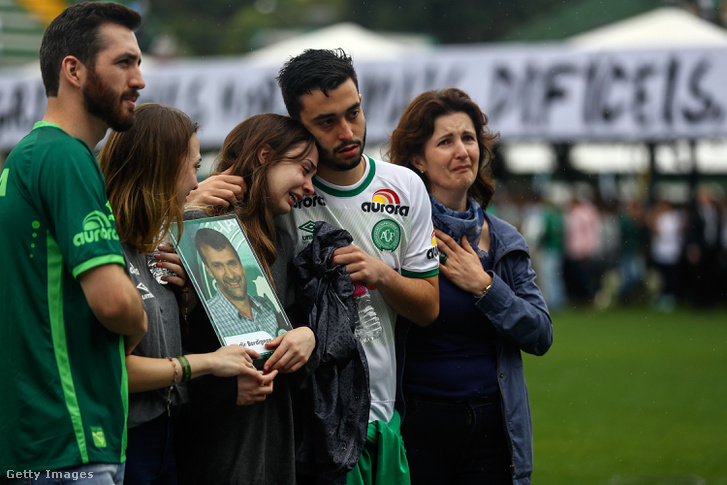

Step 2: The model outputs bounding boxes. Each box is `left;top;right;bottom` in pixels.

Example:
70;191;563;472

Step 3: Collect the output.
244;22;432;66
569;6;727;50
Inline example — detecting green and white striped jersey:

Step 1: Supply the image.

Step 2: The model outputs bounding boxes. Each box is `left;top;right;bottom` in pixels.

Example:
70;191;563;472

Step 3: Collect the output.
278;155;439;424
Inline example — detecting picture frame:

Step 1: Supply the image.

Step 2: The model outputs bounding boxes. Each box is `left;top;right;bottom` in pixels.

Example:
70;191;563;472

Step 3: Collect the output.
171;214;292;363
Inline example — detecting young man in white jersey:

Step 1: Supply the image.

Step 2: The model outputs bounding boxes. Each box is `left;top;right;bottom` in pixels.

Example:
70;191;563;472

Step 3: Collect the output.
277;48;440;484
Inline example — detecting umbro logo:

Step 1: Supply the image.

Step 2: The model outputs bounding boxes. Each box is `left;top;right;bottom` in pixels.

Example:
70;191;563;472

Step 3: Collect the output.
299;221;317;233
136;282;154;300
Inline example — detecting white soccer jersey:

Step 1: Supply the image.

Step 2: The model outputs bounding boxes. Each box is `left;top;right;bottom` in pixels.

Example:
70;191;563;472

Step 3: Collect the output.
279;155;439;423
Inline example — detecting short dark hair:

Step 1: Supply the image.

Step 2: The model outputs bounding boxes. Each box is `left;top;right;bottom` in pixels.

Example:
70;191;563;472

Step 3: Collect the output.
387;88;499;207
276;48;359;120
40;1;142;97
194;228;238;267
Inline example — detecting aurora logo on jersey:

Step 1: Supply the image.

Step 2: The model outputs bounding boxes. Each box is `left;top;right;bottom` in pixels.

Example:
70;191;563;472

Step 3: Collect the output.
72;210;119;247
426;229;440;259
293;195;326;209
361;189;410;217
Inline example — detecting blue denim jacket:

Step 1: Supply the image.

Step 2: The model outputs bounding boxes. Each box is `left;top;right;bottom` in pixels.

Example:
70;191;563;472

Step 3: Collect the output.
397;212;553;485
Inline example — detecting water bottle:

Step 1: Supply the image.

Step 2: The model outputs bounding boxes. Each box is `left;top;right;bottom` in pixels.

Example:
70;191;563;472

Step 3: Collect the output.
353;282;383;343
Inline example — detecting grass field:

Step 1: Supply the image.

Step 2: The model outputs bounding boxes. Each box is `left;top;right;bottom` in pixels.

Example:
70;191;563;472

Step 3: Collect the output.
523;306;727;485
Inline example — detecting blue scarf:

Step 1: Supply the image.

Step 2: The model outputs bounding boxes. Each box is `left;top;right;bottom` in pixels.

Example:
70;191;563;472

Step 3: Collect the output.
429;195;487;259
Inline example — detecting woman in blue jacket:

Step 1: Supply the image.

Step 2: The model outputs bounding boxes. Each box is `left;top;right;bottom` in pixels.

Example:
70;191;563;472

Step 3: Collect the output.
389;88;553;485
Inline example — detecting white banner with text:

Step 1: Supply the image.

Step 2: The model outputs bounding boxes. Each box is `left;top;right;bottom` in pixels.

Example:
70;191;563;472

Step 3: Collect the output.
2;44;726;152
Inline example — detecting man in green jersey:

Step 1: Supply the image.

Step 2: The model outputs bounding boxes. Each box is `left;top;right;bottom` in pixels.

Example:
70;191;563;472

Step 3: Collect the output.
0;2;148;482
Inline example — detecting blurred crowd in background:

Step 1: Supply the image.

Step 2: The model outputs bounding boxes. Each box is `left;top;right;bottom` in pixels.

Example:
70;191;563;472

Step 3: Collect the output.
490;181;726;312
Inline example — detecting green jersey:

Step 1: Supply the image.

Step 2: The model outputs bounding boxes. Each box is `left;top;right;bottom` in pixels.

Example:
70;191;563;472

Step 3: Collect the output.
0;123;128;472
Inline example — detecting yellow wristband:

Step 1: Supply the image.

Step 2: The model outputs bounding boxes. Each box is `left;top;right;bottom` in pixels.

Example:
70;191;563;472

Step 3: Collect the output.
177;355;192;382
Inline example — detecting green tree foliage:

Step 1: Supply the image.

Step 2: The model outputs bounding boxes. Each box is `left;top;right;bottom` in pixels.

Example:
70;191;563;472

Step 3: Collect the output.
147;0;345;56
345;0;665;44
144;0;680;56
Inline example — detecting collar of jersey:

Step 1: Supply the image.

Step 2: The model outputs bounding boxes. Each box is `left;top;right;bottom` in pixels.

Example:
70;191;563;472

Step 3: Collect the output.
33;121;62;130
312;154;376;198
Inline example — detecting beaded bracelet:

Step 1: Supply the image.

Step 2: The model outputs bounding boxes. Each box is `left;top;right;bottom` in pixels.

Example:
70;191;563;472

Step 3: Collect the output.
177;355;192;382
167;356;179;385
166;357;178;416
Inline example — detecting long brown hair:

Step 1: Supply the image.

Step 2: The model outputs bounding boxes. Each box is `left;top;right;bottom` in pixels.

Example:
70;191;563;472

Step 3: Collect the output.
198;113;316;280
100;103;198;253
387;88;499;208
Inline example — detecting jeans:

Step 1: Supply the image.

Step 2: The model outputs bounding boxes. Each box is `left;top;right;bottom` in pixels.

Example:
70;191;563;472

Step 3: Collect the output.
401;393;512;485
124;412;178;485
1;463;125;484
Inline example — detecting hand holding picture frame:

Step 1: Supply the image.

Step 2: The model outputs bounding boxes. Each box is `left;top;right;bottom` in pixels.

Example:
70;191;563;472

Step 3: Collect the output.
172;215;292;363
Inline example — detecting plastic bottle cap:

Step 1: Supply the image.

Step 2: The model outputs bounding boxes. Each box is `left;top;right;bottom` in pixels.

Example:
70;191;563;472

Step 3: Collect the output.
353;281;368;297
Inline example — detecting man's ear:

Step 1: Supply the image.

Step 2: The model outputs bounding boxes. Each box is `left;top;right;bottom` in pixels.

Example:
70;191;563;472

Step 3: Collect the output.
257;144;272;164
60;56;84;89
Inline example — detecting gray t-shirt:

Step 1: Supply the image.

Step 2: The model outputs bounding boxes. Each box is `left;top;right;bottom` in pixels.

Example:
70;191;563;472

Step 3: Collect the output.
123;242;189;428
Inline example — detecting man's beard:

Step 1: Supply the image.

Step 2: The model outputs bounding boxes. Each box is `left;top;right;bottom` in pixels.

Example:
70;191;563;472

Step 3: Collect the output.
82;67;136;132
319;128;367;172
220;275;248;302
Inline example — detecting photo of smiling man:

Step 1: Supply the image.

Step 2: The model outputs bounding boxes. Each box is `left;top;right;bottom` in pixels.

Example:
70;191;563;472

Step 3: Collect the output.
194;227;280;343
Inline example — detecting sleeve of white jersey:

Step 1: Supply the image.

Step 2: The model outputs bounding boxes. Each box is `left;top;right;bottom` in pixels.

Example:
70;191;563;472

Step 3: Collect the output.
400;173;439;278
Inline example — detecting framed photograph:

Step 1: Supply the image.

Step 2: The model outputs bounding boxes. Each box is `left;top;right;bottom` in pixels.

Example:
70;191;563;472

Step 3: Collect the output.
171;214;292;362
